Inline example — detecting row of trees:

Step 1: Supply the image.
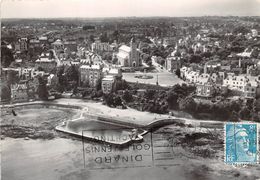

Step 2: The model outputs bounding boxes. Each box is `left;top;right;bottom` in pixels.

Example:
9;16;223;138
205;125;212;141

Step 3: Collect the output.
179;97;259;122
102;82;259;122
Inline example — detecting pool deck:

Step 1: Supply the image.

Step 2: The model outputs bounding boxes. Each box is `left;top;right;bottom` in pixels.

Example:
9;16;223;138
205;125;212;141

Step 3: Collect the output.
55;119;148;146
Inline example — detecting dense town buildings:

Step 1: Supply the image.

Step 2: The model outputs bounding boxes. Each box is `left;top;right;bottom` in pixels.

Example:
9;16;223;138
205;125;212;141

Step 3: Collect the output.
1;17;260;112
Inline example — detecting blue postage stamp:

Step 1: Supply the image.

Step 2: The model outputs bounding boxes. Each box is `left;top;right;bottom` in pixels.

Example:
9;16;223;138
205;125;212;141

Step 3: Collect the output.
225;123;259;164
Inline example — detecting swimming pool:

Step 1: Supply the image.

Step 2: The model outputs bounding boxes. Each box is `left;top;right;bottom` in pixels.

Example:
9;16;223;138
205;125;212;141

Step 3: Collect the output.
56;117;147;146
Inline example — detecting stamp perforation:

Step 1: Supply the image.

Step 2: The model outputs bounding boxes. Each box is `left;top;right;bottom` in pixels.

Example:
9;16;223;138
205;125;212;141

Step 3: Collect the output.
224;122;259;165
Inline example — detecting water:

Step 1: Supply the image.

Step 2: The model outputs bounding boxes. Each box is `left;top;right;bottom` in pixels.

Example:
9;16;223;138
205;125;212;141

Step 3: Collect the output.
1;138;84;180
1;135;254;180
58;118;146;144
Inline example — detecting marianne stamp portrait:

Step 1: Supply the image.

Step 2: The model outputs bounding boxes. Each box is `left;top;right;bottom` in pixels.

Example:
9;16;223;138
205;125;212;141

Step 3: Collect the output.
225;123;259;164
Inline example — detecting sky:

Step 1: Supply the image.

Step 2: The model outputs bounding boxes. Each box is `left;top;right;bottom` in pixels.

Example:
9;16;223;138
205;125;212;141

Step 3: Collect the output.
1;0;260;18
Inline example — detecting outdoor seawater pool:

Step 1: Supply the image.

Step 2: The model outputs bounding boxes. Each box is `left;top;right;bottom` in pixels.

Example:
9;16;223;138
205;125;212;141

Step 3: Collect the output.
56;117;147;145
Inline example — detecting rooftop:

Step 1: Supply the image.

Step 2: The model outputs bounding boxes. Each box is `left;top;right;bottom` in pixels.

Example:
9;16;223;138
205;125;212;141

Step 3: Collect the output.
52;39;63;45
119;45;131;52
103;75;114;81
80;65;101;70
36;58;55;62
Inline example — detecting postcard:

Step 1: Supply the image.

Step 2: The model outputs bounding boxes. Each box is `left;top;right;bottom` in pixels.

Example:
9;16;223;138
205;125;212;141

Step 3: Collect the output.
1;0;260;180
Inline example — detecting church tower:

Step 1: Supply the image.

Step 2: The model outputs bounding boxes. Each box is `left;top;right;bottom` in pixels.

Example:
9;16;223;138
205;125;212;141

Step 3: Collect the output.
130;37;139;67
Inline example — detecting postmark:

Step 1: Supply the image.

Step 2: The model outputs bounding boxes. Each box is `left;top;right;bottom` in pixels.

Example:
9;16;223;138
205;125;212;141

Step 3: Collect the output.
81;128;181;169
224;123;259;164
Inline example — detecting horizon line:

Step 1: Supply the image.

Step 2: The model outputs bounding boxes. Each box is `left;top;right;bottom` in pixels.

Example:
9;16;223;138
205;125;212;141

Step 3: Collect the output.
2;15;260;20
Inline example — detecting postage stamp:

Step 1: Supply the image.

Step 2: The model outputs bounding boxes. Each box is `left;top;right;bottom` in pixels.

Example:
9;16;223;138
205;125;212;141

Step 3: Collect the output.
224;123;259;164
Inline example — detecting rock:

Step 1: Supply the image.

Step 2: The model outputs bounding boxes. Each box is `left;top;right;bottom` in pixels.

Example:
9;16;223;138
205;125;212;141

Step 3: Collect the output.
24;137;30;140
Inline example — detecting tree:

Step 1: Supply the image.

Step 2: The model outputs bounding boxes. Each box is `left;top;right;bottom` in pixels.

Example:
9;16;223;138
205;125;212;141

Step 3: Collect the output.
233;26;250;35
113;79;129;92
217;48;231;59
89;35;95;43
1;46;14;67
49;75;58;88
57;66;68;92
112;57;118;64
114;96;123;107
175;68;181;78
65;65;79;82
239;107;251;120
49;50;54;59
144;89;156;100
171;83;195;98
103;93;114;107
122;90;133;103
82;79;90;88
179;97;196;113
96;79;102;91
189;54;202;64
37;76;49;100
167;91;179;109
100;32;109;43
38;66;44;71
1;84;11;102
83;25;95;30
112;30;120;42
7;70;19;86
212;102;231;120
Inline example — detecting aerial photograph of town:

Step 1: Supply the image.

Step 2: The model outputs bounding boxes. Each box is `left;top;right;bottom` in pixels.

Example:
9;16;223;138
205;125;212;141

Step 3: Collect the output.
1;0;260;180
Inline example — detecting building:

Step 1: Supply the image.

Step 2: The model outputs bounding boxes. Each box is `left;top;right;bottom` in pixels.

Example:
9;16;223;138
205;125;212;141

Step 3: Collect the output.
165;56;181;72
102;75;115;94
29;39;41;49
196;81;215;97
80;50;103;66
52;39;64;54
247;65;260;76
117;37;140;67
185;70;200;84
20;38;28;51
101;68;123;94
91;40;116;54
195;73;217;97
14;38;28;52
31;70;47;78
11;81;29;102
223;75;246;91
64;41;77;53
39;36;48;44
223;74;260;98
103;68;122;79
243;76;260;98
35;52;57;72
78;47;86;58
20;68;34;80
251;29;258;37
163;37;176;47
79;65;102;88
